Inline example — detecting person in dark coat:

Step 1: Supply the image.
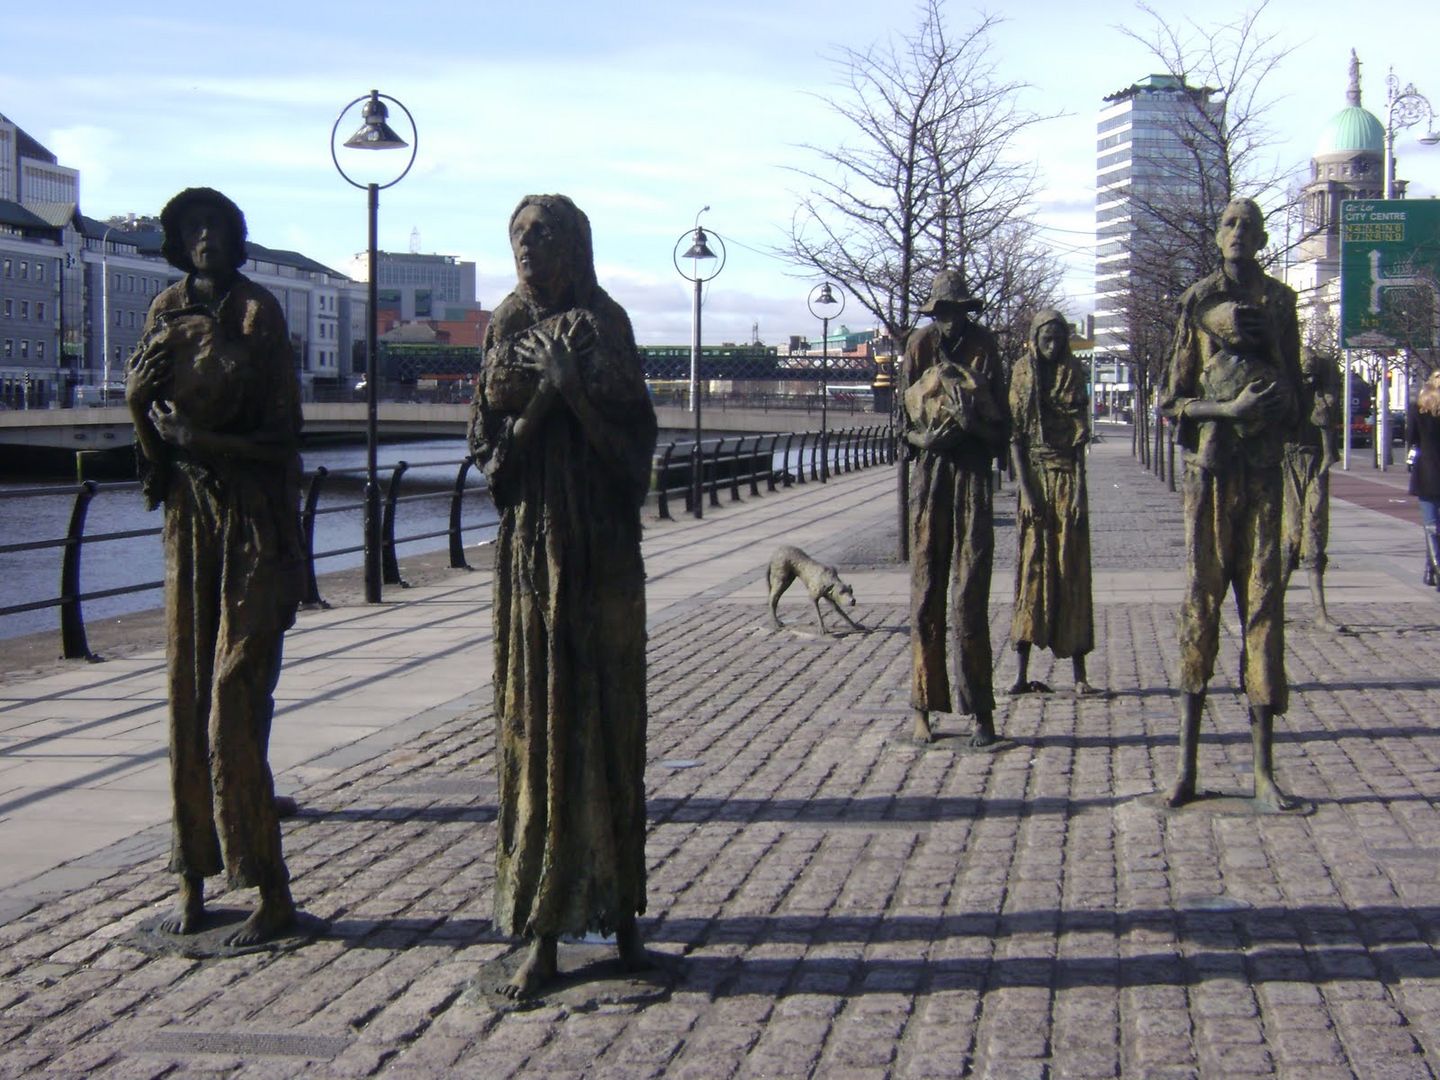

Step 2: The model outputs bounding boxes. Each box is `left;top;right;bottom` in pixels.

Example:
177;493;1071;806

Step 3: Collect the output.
125;188;303;946
1408;369;1440;588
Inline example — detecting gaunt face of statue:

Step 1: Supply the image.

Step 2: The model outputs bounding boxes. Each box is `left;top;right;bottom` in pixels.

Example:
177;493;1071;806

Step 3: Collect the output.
1215;201;1266;264
510;204;564;296
181;204;234;277
1036;322;1066;364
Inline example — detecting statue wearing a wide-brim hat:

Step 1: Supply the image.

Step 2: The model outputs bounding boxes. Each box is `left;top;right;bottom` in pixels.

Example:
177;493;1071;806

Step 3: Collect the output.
918;270;985;316
901;268;1008;748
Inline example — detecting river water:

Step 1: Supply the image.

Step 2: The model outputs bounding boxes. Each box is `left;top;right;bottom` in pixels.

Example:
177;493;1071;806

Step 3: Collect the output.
0;438;494;643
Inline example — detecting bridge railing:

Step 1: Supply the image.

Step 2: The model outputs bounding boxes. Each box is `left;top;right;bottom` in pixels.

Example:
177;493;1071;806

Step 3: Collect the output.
3;424;897;658
650;424;896;520
0;457;493;661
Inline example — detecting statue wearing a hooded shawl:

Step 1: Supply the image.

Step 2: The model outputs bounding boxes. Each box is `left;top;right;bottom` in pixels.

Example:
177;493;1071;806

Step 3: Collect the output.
1007;309;1098;695
469;195;658;998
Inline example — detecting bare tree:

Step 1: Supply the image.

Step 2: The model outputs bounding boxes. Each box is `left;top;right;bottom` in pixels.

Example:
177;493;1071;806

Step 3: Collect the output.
781;0;1063;555
782;0;1058;343
1105;1;1300;464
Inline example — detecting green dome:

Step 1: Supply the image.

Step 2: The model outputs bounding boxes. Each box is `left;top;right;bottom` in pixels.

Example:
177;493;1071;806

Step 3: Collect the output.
1316;105;1384;155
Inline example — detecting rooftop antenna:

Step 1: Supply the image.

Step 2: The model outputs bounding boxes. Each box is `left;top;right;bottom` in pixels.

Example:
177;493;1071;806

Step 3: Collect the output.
409;226;420;254
752;320;760;345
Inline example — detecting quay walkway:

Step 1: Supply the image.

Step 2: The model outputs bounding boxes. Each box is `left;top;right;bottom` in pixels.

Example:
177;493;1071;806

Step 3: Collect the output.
0;434;1438;1077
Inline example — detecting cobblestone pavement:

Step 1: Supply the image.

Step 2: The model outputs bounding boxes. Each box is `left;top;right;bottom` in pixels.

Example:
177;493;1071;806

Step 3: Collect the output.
2;435;1440;1078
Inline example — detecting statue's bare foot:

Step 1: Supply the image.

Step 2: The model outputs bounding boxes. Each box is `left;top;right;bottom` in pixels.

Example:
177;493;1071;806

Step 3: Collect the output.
500;936;558;1000
1008;677;1030;695
1313;614;1348;634
221;887;296;948
616;917;655;973
968;718;998;749
158;875;205;935
1254;777;1303;813
1163;778;1197;809
911;709;934;744
1074;681;1102;696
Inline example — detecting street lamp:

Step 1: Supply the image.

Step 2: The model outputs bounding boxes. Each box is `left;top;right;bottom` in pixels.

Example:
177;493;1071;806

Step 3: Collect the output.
332;89;417;602
806;282;845;481
673;209;725;519
1378;70;1438;468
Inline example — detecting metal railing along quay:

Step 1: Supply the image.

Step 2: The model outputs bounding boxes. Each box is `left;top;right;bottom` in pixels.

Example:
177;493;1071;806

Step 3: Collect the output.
2;425;896;658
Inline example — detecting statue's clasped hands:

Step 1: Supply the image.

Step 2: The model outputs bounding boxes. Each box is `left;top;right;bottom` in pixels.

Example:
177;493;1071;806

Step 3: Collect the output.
518;314;597;398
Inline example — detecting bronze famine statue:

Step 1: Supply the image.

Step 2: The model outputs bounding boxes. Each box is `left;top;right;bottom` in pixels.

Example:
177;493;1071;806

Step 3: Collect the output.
1282;345;1345;631
125;188;303;945
900;271;1009;747
1008;309;1099;696
1158;196;1306;812
469;195;658;999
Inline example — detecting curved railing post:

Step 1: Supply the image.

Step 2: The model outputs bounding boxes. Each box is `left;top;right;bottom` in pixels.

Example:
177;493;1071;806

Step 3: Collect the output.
810;431;820;482
766;434;781;492
795;433;809;484
300;467;330;607
729;439;744;502
845;428;856;473
708;438;725;508
747;437;762;497
782;433;797;486
382;461;409;586
655;443;676;520
449;458;474;569
59;480;99;660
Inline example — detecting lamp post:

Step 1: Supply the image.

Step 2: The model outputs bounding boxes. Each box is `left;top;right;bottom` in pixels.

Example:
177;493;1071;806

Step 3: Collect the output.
1378;70;1438;469
807;282;844;481
673;209;725;519
332;89;417;602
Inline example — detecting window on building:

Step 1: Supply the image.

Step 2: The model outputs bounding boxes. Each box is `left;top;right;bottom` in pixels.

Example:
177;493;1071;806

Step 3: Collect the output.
20;340;29;358
2;299;10;318
36;341;44;360
127;274;135;292
36;262;44;282
20;301;28;319
19;261;28;279
113;272;121;289
115;309;122;326
35;302;44;320
126;311;136;329
2;259;10;277
3;339;10;357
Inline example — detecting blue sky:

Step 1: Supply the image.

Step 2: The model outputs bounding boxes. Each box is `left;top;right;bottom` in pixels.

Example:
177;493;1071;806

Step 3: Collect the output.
4;0;1439;343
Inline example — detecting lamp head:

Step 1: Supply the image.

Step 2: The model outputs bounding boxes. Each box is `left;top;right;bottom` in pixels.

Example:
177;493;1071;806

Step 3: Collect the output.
1420;131;1440;146
816;282;837;306
682;227;716;261
344;91;409;151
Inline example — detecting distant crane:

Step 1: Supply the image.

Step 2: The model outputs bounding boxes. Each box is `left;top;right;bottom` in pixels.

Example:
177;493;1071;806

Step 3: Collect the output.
410;226;421;254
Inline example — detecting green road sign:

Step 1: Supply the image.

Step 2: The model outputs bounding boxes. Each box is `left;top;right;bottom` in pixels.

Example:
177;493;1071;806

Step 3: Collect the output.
1339;199;1440;350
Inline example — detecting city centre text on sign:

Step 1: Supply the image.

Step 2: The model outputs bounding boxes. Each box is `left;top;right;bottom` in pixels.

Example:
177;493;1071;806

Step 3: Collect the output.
1339;199;1440;350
